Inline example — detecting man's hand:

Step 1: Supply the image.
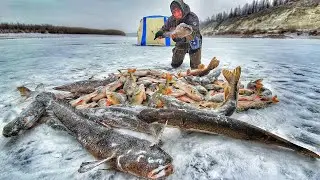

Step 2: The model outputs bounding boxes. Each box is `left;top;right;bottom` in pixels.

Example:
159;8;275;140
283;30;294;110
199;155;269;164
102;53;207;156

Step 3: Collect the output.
154;30;164;40
185;34;194;41
170;33;179;39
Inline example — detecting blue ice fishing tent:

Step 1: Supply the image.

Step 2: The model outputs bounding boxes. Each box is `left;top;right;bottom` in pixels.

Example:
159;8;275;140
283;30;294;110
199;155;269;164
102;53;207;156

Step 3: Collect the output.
137;15;175;46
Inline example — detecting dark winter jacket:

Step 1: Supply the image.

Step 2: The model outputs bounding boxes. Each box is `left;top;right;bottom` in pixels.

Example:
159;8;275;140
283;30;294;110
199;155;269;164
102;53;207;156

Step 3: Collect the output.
160;0;202;49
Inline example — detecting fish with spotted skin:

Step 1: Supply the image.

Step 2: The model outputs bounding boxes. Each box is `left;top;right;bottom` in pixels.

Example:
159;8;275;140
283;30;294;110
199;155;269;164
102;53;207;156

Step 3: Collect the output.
34;92;174;179
78;106;165;140
53;73;118;94
138;108;320;159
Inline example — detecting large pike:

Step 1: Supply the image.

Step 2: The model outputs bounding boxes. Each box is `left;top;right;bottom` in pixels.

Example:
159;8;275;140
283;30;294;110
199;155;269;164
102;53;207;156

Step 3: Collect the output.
35;92;174;179
137;108;320;159
78;106;165;139
53;73;118;94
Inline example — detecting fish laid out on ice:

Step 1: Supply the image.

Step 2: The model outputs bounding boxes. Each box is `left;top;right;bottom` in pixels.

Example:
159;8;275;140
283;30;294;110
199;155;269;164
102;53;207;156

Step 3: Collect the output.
32;92;174;179
53;73;118;94
138;108;320;159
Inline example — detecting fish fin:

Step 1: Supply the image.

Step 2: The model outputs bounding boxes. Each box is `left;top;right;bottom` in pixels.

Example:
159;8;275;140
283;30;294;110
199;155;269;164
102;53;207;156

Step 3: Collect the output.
35;83;45;92
17;86;33;98
222;69;233;85
98;121;112;129
208;57;220;70
143;91;147;100
233;66;241;84
254;79;263;84
223;86;230;101
198;64;206;70
46;111;74;135
186;69;191;75
78;153;116;173
222;66;241;86
97;167;113;171
150;121;168;147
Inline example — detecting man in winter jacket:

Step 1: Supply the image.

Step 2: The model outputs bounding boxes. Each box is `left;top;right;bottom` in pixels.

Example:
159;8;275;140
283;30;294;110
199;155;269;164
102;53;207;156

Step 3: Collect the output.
154;0;202;69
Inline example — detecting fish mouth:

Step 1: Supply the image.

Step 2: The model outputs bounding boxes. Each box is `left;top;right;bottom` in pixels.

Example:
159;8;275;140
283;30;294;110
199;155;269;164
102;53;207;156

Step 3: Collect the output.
147;164;173;179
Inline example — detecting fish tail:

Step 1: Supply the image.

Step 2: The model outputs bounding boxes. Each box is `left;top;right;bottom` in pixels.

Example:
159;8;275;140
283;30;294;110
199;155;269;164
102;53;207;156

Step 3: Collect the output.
150;122;166;146
208;57;220;70
298;149;320;159
222;66;241;101
17;86;32;97
222;66;241;86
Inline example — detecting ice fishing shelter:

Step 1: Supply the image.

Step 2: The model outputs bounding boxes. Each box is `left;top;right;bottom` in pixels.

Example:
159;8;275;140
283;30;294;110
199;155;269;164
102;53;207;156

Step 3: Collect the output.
137;15;175;46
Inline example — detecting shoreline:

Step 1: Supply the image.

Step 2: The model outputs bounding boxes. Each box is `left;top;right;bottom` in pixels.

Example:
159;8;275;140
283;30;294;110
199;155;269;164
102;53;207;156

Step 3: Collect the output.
202;33;320;40
0;33;129;40
0;23;126;36
1;33;319;40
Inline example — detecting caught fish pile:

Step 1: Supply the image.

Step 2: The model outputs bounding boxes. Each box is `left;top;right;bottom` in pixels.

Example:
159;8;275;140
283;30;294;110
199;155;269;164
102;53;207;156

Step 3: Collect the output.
3;57;319;180
51;57;279;113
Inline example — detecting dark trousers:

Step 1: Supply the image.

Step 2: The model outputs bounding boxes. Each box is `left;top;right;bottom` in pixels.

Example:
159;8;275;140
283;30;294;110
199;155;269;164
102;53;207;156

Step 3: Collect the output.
171;46;201;69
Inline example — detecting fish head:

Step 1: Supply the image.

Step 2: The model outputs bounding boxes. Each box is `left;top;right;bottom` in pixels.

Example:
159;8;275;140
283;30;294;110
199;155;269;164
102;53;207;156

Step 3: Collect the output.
254;79;263;84
246;81;256;89
35;92;56;105
117;89;126;94
127;68;137;74
272;95;280;103
247;79;263;90
133;84;144;95
106;92;119;105
119;76;127;83
117;146;173;179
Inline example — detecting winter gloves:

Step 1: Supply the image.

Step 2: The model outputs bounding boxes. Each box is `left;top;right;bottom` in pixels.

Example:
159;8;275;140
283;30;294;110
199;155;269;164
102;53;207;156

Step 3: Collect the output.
154;30;164;40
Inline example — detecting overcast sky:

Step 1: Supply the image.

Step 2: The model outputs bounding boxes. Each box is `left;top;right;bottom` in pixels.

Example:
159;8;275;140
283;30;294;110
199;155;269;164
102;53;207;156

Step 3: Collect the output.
0;0;253;33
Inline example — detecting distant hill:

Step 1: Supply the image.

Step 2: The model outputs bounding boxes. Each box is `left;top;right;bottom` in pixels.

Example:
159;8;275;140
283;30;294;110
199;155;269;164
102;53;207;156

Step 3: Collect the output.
126;33;137;37
201;0;320;38
0;23;126;36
